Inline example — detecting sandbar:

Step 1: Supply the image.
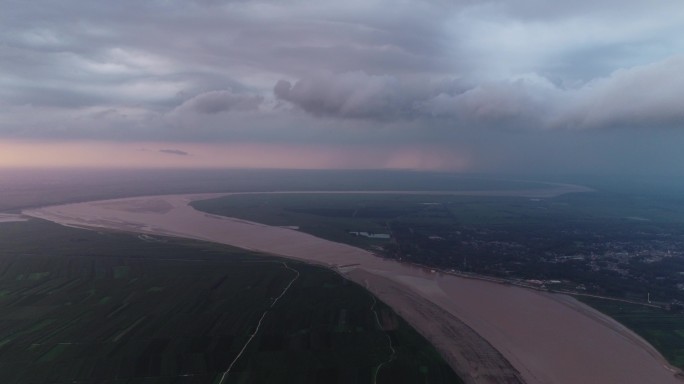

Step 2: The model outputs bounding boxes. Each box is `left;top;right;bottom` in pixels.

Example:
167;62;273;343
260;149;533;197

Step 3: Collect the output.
24;191;681;384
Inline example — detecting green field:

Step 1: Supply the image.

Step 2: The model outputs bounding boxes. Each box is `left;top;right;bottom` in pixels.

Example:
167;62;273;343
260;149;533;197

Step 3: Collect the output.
191;191;680;258
577;297;684;369
0;220;461;384
192;190;684;230
190;193;441;249
191;192;634;251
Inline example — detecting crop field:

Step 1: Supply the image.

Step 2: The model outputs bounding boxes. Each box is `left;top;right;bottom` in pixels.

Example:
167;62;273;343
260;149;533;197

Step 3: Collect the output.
192;191;684;232
191;193;417;249
191;191;675;257
0;220;460;384
577;297;684;369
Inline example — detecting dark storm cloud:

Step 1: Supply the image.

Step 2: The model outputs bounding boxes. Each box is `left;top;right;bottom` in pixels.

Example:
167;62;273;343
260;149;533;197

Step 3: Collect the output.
274;55;684;131
3;0;681;126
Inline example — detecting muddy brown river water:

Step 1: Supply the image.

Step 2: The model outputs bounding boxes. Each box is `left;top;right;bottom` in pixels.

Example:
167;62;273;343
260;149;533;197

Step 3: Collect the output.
24;190;682;384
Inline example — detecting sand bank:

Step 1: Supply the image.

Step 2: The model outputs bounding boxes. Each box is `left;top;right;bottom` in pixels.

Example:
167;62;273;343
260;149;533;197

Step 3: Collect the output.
24;192;681;384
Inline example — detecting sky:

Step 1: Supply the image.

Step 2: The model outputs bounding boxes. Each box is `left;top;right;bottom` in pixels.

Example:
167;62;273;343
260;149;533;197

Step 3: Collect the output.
1;0;683;174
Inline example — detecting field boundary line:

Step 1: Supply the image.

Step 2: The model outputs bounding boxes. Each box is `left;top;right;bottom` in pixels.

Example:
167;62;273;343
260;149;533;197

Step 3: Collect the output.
217;262;299;384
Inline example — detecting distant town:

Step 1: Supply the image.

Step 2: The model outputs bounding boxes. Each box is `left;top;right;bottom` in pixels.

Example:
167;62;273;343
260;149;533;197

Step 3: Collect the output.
379;201;684;310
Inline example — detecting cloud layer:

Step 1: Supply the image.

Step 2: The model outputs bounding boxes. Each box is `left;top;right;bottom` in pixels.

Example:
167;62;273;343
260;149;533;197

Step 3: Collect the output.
274;55;684;131
1;0;683;172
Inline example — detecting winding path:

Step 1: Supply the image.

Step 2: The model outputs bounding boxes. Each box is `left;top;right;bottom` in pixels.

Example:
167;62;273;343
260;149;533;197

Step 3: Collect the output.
218;262;300;384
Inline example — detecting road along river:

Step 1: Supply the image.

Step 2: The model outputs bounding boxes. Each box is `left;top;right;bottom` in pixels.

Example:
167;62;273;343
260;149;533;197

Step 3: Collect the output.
24;191;682;384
